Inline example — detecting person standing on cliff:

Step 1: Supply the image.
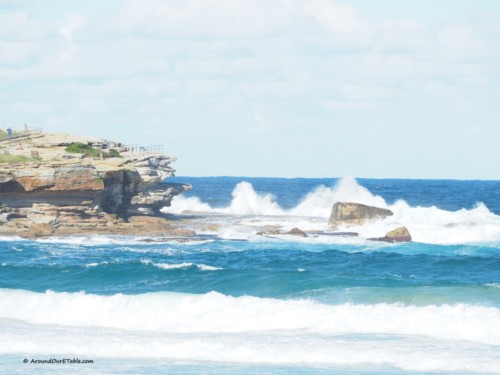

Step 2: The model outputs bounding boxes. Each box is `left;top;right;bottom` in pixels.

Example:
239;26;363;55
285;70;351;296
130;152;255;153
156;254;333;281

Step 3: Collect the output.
7;127;12;140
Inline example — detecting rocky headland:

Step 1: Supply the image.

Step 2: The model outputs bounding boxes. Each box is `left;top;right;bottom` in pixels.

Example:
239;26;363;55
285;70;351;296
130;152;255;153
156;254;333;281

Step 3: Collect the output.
0;131;191;238
0;130;414;243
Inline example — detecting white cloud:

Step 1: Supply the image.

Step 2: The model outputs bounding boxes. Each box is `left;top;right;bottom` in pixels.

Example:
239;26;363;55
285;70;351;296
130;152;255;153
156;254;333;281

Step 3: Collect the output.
437;25;491;62
109;0;296;38
339;84;394;101
305;0;375;47
0;40;44;64
0;10;49;39
59;13;85;41
1;0;499;178
374;20;430;53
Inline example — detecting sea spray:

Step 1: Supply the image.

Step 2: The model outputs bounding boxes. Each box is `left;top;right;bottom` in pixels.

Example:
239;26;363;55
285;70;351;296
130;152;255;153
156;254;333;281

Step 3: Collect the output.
163;177;500;244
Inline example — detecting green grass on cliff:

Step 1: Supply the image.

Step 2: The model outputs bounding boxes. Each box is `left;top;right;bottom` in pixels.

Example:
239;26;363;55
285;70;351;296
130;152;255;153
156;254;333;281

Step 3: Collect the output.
65;143;122;158
0;154;34;164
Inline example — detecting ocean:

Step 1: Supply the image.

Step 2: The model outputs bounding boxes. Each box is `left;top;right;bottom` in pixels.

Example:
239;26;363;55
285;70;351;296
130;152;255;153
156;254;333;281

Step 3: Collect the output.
1;177;499;374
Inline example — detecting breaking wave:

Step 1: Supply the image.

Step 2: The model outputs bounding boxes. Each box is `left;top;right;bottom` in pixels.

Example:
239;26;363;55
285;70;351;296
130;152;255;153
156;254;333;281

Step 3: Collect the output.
1;288;500;372
164;177;500;244
0;289;499;344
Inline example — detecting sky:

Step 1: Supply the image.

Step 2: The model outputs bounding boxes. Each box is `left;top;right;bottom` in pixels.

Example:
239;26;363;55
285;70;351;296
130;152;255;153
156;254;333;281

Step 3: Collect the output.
1;0;499;179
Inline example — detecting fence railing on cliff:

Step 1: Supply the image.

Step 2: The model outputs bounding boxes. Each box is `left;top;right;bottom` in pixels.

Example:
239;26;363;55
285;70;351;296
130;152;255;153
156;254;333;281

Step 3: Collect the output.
123;144;166;155
0;127;43;141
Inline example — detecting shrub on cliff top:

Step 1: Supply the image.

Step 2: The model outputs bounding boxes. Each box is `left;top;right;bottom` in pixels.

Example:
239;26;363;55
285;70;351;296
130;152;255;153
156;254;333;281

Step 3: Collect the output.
106;148;122;158
65;143;122;158
65;142;99;157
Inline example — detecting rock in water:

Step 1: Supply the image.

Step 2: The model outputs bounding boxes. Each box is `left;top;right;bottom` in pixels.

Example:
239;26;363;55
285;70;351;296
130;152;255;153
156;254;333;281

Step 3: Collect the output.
328;202;393;228
370;226;412;243
256;225;282;236
286;227;307;237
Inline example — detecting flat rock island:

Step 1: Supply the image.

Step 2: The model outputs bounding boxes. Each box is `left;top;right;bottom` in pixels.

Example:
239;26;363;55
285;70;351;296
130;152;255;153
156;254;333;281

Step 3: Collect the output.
0;130;191;238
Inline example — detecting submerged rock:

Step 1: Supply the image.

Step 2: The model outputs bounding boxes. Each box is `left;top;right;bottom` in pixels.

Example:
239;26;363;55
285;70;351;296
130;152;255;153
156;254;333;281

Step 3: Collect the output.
370;226;412;243
203;224;221;232
328;202;393;228
256;225;282;236
318;231;359;237
256;226;308;237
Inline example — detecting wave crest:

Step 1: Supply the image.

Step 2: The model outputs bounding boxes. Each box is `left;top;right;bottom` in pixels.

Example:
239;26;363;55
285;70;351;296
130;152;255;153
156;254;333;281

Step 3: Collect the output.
163;177;500;244
165;177;389;217
0;289;499;345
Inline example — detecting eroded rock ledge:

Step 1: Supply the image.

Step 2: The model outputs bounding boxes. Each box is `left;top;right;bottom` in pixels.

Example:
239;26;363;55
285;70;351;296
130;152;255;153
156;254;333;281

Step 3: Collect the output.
0;132;191;238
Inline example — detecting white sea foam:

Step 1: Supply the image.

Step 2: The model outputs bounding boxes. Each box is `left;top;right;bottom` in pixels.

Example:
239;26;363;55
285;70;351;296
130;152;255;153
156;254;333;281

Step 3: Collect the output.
36;235;153;246
0;289;499;345
154;262;193;270
1;289;499;372
290;177;389;217
153;262;221;271
164;177;500;244
197;264;222;271
1;323;498;373
166;177;383;217
32;235;214;248
140;259;221;271
0;236;24;242
84;261;109;268
161;195;213;213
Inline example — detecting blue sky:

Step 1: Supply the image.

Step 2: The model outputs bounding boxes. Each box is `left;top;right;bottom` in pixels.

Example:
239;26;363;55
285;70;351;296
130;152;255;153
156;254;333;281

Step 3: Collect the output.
1;0;499;179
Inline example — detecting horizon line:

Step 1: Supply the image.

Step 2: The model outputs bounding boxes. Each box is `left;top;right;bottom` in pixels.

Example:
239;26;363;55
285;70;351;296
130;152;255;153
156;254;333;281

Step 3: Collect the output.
170;175;500;182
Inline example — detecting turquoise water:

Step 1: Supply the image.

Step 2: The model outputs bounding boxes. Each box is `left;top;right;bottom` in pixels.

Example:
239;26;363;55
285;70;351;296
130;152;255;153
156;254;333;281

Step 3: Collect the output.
1;177;499;374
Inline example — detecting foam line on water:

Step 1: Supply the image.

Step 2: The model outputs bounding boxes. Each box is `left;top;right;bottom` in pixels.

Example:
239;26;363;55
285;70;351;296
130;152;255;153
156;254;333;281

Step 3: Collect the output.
140;259;221;271
1;319;499;373
0;289;499;345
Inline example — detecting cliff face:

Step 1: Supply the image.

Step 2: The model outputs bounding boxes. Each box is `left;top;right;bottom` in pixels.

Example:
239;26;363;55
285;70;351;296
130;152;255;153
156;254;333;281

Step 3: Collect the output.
0;132;191;238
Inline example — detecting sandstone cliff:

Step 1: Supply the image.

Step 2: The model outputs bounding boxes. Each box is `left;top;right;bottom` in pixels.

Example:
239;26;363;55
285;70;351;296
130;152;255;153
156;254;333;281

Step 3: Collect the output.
0;132;191;238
